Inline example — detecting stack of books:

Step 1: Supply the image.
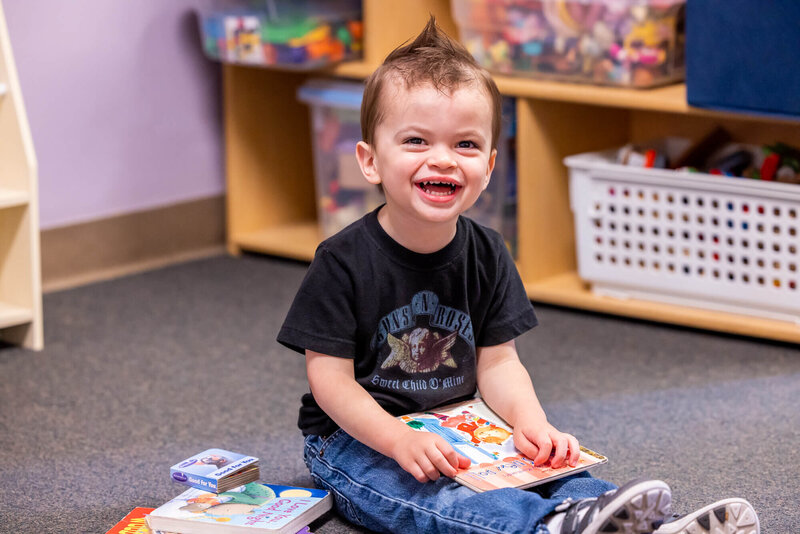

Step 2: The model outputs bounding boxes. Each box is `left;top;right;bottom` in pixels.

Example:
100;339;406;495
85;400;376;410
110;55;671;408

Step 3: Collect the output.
169;448;261;494
105;448;331;534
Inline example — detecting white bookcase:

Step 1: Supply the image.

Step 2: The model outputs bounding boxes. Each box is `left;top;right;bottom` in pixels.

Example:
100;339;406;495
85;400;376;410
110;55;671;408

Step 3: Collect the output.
0;2;43;350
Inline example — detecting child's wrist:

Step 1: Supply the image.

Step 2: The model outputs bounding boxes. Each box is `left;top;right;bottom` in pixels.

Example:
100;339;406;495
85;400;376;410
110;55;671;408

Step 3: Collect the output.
510;408;548;430
380;421;417;458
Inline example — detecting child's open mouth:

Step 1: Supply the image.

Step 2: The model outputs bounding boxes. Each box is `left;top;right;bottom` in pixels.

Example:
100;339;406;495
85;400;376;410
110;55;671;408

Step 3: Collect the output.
416;180;460;197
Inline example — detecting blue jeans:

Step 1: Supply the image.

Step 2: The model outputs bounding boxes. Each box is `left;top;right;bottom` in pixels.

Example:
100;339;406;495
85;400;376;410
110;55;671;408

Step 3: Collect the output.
303;430;616;534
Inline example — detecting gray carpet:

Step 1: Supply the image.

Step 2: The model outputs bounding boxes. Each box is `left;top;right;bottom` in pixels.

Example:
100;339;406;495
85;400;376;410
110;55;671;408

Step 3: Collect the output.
1;254;798;533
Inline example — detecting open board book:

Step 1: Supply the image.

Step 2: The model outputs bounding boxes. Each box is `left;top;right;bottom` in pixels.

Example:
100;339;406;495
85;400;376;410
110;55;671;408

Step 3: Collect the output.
399;398;607;492
146;482;331;534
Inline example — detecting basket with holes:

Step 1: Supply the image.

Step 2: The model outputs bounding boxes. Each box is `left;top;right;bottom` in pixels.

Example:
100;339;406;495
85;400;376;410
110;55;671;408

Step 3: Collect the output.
565;139;800;324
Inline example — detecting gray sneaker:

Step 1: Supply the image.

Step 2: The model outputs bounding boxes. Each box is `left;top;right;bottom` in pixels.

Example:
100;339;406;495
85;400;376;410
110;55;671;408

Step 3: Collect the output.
653;498;759;534
545;478;672;533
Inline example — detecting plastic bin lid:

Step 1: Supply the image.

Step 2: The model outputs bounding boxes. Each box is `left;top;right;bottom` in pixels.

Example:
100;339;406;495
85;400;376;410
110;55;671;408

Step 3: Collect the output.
297;79;364;110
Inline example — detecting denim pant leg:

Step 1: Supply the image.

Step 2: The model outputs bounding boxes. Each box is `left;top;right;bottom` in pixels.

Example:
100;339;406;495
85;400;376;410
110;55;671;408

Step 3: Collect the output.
303;430;616;534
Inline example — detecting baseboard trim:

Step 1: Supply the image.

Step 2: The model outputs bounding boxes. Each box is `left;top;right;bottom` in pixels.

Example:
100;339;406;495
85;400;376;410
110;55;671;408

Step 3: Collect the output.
41;195;226;293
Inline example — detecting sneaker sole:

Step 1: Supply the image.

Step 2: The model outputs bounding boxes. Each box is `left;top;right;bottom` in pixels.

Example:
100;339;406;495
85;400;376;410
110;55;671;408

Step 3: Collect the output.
586;479;672;534
654;498;759;534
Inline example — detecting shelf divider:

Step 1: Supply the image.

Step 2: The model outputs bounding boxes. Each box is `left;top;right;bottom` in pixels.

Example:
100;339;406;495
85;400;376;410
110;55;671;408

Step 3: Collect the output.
0;302;34;330
0;188;28;209
233;221;319;262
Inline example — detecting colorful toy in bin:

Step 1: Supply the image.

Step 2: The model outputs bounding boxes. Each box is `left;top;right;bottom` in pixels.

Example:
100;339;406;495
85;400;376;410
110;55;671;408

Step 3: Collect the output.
616;128;800;186
451;0;685;87
199;0;362;69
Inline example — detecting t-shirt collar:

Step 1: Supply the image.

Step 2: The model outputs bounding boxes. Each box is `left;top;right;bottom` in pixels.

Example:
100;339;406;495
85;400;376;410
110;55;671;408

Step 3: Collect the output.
364;205;466;270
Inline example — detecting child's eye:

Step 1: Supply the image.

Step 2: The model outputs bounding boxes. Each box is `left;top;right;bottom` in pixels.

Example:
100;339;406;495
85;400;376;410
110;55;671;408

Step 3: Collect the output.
404;137;425;145
457;140;478;149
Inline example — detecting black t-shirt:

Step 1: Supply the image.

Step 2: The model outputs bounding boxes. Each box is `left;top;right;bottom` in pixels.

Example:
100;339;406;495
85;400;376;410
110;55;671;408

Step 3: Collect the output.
277;207;538;436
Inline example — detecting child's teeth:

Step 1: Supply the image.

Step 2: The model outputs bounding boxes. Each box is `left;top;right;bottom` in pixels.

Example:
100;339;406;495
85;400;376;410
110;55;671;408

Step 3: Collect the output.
421;181;456;195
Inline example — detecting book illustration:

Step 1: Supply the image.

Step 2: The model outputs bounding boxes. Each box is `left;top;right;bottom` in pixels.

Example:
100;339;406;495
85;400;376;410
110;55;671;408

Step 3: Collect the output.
400;399;607;492
147;482;331;534
170;448;260;493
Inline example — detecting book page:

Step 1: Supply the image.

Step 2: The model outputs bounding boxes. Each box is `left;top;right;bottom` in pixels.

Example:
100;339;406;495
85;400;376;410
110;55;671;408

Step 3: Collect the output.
400;399;607;492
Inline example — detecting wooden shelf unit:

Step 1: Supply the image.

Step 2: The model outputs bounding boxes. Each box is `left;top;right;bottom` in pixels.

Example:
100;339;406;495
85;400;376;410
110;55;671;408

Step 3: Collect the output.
0;3;43;349
224;0;800;344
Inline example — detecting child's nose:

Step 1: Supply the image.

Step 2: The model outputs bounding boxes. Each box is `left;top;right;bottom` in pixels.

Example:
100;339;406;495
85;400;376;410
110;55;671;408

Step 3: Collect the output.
427;146;456;170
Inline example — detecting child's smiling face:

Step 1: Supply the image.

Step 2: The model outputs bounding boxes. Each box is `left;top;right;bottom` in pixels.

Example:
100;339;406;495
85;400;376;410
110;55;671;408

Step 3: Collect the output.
357;80;496;239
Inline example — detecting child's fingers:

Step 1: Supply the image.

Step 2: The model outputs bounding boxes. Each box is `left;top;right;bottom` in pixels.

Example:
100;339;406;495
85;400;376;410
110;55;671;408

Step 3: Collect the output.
435;441;469;474
551;435;569;468
513;431;537;459
567;435;581;467
532;437;552;466
406;463;428;483
415;454;441;482
518;431;551;465
456;453;472;470
428;444;459;478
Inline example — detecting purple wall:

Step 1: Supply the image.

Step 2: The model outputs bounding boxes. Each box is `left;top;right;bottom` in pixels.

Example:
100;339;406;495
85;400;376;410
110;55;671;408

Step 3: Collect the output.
4;0;224;229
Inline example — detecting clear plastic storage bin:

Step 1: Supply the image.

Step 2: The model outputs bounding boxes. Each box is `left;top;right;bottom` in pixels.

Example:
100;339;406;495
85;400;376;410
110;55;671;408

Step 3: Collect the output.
471;97;518;257
199;0;362;69
298;80;517;250
566;140;800;323
451;0;685;88
298;79;380;239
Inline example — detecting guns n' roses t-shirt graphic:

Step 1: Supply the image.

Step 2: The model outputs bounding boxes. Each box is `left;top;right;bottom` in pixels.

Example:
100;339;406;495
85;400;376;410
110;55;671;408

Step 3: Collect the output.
367;290;476;398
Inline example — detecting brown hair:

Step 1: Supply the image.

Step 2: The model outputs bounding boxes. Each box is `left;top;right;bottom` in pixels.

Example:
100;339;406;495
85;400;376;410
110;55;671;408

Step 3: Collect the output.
360;16;502;150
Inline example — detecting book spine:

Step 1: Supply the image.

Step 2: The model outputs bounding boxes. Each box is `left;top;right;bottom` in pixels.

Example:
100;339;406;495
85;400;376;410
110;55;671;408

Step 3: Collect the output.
212;456;257;478
170;468;219;492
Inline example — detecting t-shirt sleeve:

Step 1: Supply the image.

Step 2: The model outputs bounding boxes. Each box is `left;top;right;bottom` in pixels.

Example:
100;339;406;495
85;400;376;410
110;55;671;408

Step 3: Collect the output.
477;236;538;347
277;246;358;358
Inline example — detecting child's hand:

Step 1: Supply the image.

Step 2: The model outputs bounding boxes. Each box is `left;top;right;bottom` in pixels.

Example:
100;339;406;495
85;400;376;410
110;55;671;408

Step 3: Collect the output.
513;421;580;469
391;430;472;483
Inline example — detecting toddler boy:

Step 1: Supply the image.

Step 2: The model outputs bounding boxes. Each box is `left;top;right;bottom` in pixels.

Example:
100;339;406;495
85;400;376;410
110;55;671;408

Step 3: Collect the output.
279;17;759;534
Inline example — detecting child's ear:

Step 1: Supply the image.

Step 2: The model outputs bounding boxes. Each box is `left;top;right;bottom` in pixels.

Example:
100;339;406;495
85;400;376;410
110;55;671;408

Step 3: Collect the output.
483;148;497;190
356;141;381;185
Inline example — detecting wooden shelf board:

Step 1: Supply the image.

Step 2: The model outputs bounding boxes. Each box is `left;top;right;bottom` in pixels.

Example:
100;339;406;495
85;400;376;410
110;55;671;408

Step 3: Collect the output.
233;221;319;262
526;271;800;343
330;60;375;79
0;302;33;329
0;188;28;209
330;64;799;124
330;61;691;113
497;77;691;113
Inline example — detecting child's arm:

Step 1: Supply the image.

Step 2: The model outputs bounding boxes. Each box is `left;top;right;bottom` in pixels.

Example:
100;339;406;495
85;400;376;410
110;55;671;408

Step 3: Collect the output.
477;340;580;468
306;350;471;483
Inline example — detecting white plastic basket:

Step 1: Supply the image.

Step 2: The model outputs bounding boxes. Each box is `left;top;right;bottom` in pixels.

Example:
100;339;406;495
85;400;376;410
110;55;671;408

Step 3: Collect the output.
566;143;800;324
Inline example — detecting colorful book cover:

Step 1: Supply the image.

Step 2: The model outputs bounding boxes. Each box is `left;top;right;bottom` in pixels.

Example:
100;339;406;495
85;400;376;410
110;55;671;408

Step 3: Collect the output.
170;448;259;493
105;507;155;534
146;482;331;534
400;398;608;492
